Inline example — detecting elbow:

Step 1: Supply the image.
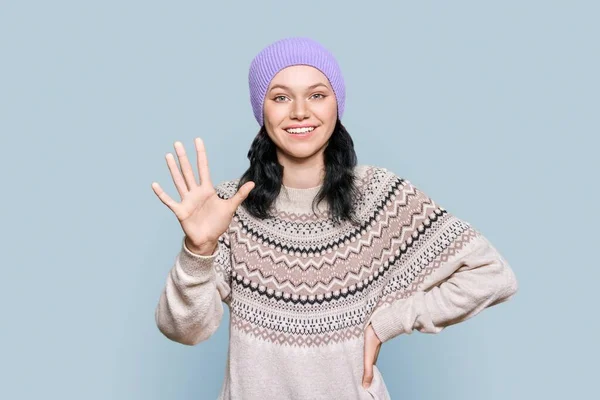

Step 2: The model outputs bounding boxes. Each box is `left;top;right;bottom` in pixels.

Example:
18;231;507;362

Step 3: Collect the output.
155;325;205;346
155;307;221;346
503;263;519;299
155;319;217;346
492;263;519;305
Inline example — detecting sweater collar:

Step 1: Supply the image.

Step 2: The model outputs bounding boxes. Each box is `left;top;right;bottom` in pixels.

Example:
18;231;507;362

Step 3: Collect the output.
274;184;328;215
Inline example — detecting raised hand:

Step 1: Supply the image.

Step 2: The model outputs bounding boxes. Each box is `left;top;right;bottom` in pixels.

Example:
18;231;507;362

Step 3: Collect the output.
151;138;255;255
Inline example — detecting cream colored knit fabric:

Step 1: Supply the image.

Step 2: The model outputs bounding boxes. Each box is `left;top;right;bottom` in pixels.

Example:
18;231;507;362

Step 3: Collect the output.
155;165;518;399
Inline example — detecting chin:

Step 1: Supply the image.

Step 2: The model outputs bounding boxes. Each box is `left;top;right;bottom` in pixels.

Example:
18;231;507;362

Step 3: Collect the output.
282;144;327;160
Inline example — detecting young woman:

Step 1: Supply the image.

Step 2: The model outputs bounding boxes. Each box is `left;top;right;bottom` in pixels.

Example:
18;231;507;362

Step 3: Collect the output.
152;37;519;400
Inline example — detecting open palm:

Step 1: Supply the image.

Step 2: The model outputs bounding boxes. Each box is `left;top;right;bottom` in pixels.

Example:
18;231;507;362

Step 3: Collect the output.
151;138;255;252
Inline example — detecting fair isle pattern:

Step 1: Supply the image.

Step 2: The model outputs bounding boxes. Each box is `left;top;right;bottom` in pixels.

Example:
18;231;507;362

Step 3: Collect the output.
213;166;476;348
230;312;366;348
377;223;479;307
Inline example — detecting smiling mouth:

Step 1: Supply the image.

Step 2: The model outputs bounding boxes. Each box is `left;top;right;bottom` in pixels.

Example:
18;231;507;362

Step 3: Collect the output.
285;126;316;134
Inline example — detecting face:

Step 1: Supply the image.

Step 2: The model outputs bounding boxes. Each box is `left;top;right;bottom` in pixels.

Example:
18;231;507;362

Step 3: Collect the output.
263;65;338;165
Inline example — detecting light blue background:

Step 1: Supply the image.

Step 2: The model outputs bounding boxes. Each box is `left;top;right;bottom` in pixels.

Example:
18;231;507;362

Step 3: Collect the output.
1;1;597;399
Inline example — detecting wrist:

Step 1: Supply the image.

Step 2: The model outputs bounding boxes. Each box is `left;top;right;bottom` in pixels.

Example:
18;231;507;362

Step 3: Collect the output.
185;237;218;256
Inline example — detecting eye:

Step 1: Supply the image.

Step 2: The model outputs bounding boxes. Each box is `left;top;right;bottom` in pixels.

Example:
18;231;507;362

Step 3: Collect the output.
274;95;288;102
311;93;325;100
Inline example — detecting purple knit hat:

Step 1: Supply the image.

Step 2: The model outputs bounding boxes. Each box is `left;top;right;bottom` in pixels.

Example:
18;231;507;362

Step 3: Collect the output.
248;37;346;127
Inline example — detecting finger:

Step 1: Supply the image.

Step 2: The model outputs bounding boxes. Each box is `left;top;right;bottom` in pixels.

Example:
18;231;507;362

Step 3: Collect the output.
151;182;179;213
174;141;198;190
362;338;376;388
195;138;213;187
228;181;255;209
362;360;374;389
165;153;188;199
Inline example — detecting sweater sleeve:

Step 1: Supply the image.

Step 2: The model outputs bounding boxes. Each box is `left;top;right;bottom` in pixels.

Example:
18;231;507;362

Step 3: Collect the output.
155;232;233;346
367;178;519;343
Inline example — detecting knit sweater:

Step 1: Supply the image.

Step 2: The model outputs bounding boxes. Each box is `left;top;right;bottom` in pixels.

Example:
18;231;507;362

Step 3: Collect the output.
155;164;519;400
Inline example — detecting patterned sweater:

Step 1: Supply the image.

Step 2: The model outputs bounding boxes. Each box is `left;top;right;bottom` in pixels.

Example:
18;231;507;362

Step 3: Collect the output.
155;165;519;400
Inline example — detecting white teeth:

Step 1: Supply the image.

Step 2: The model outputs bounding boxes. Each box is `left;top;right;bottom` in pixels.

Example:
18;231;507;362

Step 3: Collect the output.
286;127;315;134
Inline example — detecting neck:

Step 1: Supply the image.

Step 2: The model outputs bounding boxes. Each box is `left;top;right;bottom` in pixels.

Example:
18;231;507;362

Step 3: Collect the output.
277;152;326;189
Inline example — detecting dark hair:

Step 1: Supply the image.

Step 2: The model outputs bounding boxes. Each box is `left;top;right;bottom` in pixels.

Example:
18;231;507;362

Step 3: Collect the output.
237;118;362;225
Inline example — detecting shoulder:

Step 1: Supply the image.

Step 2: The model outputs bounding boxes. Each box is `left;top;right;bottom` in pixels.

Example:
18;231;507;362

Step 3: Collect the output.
354;164;441;207
354;164;407;189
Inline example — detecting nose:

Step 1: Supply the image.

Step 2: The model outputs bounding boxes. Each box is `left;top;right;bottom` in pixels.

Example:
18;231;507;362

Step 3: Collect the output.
290;99;310;120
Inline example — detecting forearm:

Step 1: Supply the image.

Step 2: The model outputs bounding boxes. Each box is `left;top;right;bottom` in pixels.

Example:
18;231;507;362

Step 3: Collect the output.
370;235;519;343
155;238;225;346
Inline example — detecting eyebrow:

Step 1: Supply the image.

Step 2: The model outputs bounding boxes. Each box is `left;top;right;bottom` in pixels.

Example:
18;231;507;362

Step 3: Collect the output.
269;83;329;92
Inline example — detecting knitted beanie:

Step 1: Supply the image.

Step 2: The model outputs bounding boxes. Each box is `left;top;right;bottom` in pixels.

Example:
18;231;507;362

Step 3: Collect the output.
248;37;346;127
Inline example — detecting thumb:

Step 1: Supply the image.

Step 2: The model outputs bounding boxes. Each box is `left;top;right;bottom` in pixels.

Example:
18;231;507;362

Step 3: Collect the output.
229;181;255;208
